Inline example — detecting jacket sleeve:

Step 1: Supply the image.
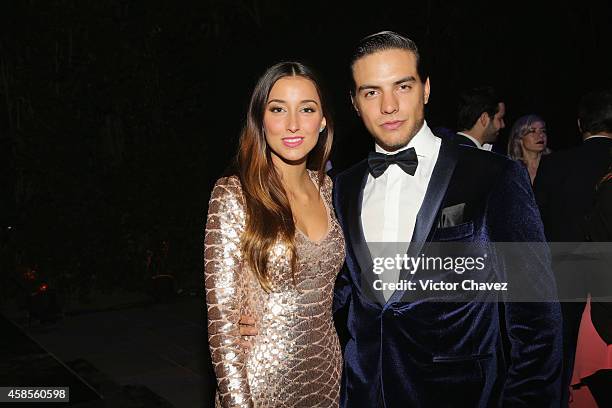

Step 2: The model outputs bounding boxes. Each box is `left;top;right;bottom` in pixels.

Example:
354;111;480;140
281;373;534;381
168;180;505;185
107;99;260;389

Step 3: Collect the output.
204;177;253;408
488;160;563;407
332;173;353;351
332;174;353;317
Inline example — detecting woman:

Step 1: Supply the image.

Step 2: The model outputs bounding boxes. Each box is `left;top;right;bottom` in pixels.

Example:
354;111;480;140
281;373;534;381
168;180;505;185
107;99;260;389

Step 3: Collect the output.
507;114;551;183
570;167;612;407
204;62;344;407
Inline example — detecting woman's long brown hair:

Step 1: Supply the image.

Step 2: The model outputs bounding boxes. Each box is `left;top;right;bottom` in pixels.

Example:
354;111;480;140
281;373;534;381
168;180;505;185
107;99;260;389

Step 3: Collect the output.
237;62;334;291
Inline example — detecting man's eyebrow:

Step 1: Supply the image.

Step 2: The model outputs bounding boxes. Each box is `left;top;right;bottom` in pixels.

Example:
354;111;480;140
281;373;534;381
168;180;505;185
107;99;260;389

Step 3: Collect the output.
357;76;417;93
357;84;380;93
267;99;319;105
395;76;416;85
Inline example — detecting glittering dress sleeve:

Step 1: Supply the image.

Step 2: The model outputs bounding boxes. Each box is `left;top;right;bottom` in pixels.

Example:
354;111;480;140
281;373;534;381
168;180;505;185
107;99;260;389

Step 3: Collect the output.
204;176;253;408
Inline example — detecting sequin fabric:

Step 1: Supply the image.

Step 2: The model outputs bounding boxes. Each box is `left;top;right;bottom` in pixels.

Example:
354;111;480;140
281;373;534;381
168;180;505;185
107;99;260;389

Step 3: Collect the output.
204;171;345;407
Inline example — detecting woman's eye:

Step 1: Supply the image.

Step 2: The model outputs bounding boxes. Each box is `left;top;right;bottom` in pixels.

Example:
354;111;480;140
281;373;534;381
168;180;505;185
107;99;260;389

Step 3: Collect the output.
302;107;316;113
270;106;284;113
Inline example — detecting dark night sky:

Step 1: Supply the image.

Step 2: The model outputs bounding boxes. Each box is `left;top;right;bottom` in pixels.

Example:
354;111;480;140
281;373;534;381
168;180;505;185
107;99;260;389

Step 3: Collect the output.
1;0;611;287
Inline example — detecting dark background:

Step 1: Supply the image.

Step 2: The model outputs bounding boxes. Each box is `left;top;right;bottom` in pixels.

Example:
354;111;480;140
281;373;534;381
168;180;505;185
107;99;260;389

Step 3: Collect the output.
0;0;611;397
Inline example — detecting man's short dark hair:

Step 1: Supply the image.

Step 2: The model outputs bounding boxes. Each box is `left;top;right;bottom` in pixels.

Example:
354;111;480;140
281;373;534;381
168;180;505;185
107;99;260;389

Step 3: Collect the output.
457;86;502;131
349;31;428;94
578;89;612;135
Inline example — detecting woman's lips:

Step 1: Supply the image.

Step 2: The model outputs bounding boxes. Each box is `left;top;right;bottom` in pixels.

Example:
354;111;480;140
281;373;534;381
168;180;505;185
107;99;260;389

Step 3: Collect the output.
381;120;405;130
282;137;304;148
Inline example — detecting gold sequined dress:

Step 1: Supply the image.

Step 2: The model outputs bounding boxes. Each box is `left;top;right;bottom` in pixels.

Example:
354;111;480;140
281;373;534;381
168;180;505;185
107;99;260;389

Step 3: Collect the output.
204;171;345;408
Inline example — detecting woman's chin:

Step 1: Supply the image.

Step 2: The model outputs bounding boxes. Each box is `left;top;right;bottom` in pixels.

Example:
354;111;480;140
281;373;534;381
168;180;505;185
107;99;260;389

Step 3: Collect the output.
524;146;546;155
272;152;309;167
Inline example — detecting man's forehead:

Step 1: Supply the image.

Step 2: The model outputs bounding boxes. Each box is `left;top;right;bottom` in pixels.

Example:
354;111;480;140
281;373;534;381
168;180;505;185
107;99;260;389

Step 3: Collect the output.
352;49;419;84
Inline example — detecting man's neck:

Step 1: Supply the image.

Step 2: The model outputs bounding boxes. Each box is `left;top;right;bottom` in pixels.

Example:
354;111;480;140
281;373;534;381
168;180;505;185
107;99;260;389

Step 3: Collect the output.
457;131;484;148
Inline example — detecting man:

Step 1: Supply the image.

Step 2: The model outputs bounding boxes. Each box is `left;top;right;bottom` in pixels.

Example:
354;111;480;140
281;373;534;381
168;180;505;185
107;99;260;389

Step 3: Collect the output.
534;89;612;406
332;31;561;407
535;89;612;243
455;86;506;151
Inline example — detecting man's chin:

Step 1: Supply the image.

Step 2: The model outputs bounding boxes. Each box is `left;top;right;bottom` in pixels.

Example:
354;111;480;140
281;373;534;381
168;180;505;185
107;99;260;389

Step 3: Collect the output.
486;132;499;144
382;142;410;152
375;125;422;151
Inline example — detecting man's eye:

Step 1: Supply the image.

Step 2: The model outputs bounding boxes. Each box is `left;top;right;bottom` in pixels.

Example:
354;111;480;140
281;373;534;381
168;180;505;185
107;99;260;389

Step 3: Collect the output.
364;90;377;97
399;84;412;90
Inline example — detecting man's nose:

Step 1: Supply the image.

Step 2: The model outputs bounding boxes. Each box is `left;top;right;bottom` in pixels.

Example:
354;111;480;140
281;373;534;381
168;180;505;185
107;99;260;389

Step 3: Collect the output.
381;93;399;114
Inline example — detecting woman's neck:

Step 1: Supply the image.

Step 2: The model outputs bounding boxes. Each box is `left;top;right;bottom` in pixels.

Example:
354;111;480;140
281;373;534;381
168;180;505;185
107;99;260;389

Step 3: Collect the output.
522;150;541;167
272;156;311;196
522;150;541;184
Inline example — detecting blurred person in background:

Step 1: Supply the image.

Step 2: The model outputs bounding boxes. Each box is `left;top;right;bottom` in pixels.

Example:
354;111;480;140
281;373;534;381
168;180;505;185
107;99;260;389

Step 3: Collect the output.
507;114;551;184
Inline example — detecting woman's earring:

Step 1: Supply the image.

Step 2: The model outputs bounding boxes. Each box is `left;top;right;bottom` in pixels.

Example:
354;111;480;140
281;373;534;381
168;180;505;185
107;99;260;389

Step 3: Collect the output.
319;127;325;133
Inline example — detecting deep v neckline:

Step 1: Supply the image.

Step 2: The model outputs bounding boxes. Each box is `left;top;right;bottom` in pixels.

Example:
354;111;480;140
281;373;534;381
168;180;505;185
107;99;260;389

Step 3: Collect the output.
294;170;331;244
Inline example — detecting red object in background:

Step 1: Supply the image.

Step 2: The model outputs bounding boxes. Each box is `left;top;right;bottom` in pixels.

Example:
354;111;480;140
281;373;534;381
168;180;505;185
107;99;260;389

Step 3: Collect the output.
38;283;48;292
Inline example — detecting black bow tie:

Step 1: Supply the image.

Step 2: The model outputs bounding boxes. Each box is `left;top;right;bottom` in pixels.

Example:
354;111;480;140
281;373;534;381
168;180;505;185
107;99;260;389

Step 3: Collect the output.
367;148;419;178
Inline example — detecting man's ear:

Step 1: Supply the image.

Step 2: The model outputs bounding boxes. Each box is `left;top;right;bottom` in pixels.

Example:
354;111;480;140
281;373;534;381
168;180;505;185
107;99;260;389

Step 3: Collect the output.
350;93;360;116
479;112;490;128
423;77;431;105
577;118;582;134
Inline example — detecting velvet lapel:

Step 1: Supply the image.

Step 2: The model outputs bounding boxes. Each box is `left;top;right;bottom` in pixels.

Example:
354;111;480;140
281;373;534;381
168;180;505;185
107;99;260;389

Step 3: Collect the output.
344;161;386;305
387;137;460;305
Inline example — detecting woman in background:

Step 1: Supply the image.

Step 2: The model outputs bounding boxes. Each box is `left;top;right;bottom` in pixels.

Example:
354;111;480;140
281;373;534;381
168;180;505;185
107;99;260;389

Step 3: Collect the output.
570;167;612;407
204;61;344;407
507;114;551;184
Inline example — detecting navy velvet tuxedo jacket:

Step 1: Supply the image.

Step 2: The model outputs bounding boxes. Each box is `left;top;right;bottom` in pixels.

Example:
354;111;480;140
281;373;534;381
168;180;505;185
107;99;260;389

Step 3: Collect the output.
332;136;562;407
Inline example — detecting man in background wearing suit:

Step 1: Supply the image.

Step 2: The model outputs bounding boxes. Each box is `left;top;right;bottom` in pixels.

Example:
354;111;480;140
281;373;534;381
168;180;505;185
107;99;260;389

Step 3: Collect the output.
534;88;612;406
455;86;506;151
332;31;561;407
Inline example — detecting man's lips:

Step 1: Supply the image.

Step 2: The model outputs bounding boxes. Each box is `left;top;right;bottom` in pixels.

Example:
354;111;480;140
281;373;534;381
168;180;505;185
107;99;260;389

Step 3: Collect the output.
282;137;304;148
381;120;405;130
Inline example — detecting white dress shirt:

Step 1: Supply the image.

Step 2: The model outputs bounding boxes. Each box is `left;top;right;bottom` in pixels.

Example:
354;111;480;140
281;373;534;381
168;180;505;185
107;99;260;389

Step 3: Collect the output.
361;122;441;299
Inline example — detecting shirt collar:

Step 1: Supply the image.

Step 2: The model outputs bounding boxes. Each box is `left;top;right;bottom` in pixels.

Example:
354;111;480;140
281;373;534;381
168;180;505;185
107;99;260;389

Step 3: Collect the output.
585;134;612;141
374;120;437;158
456;131;484;149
